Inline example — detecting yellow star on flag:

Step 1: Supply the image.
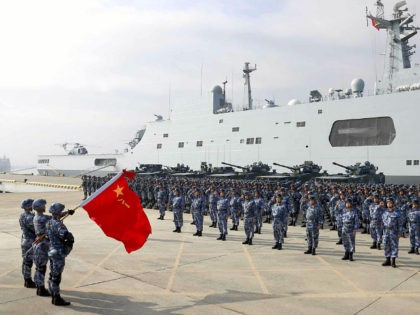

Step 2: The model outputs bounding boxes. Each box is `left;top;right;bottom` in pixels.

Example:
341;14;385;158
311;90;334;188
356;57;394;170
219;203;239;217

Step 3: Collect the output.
113;185;124;198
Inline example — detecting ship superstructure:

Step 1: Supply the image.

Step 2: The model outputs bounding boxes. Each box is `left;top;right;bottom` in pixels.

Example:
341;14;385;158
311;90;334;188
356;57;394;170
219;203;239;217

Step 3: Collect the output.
38;1;420;183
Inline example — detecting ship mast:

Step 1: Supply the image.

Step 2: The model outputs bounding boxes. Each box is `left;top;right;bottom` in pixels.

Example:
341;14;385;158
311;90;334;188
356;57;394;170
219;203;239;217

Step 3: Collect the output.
367;0;419;93
243;62;256;110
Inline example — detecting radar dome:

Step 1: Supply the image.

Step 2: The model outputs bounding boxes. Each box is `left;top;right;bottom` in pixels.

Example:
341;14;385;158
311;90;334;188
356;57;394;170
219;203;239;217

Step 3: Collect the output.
351;78;365;93
288;99;301;106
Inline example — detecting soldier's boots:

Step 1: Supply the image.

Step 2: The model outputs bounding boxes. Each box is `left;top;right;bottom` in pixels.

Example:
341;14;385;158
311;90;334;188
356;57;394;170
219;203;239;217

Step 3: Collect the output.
52;295;71;306
408;247;415;254
24;278;36;288
377;242;381;250
330;225;336;231
382;257;391;266
278;243;282;250
301;222;306;227
284;231;287;238
190;221;195;225
234;225;238;231
304;247;312;254
272;243;279;249
311;248;316;255
256;228;261;234
415;247;419;255
349;252;354;261
263;218;270;223
193;231;200;236
242;238;249;244
361;227;368;234
248;237;253;245
391;257;397;268
209;222;215;228
217;234;223;240
230;226;236;231
221;234;226;241
172;227;181;233
342;252;350;260
336;239;343;245
370;242;377;249
36;285;51;297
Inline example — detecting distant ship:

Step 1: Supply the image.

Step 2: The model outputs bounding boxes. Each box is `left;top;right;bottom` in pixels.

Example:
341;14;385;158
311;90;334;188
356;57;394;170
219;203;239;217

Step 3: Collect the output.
37;1;420;184
0;156;11;173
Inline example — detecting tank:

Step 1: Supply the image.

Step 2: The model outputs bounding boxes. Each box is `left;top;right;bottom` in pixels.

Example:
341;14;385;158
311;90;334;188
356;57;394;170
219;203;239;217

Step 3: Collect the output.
273;161;322;181
221;161;276;179
319;161;385;184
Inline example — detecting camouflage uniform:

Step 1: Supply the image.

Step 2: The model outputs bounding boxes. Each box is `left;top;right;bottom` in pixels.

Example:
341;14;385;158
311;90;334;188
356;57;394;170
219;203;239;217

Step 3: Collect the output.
305;202;324;254
19;201;35;286
271;202;288;248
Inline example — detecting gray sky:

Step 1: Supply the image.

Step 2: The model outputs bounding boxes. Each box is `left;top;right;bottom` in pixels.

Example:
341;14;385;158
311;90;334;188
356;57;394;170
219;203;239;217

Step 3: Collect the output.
0;0;419;168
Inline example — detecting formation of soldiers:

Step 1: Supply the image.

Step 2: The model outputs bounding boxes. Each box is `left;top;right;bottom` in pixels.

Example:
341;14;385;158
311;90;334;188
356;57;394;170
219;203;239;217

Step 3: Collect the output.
132;174;420;267
18;199;74;306
81;175;112;200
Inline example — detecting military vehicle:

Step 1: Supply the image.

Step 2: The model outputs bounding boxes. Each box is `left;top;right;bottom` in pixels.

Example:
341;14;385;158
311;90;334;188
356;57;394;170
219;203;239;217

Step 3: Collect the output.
317;161;385;184
221;161;277;179
273;161;322;181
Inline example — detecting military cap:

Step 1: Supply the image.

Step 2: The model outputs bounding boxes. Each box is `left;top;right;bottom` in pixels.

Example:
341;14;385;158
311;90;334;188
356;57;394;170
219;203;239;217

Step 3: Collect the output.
32;199;47;211
308;195;316;200
386;197;395;203
345;198;353;204
21;199;34;210
49;203;65;215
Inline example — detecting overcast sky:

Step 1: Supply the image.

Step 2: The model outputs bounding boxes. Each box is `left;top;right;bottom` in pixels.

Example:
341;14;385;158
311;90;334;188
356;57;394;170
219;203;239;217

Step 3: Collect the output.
0;0;419;168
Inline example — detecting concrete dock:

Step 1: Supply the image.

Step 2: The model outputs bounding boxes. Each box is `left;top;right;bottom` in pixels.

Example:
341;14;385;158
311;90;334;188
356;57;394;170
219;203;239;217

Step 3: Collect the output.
0;188;419;314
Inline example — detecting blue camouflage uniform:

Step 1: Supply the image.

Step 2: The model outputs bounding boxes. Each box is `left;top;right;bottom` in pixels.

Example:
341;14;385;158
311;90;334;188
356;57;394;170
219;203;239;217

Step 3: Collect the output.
157;188;168;218
229;193;241;229
19;199;35;284
208;191;219;226
46;203;73;305
280;192;291;236
407;204;420;251
334;199;346;243
33;213;52;287
243;197;256;243
172;194;184;230
369;202;384;247
342;207;359;253
253;195;266;232
305;203;324;252
382;207;404;258
191;194;205;232
216;196;230;237
272;202;288;246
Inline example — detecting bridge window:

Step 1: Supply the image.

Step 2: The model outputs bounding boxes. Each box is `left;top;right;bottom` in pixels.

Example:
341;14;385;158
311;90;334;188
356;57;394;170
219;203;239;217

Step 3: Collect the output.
414;160;419;166
196;141;203;147
256;137;262;144
163;133;168;138
240;139;244;144
329;117;396;147
407;160;412;166
296;121;306;127
178;142;184;148
232;127;240;132
246;138;254;145
94;159;116;166
157;144;162;149
38;159;49;164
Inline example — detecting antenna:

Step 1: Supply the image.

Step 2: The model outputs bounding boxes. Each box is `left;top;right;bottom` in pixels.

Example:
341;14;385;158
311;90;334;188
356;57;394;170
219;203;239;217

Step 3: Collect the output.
243;62;257;110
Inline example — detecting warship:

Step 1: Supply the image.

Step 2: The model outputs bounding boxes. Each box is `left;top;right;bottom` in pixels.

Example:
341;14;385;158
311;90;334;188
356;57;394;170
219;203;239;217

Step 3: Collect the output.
0;156;11;172
37;1;420;184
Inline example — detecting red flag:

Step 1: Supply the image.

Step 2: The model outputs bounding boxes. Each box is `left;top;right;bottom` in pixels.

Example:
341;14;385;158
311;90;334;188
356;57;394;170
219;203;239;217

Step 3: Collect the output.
80;171;151;253
371;19;380;31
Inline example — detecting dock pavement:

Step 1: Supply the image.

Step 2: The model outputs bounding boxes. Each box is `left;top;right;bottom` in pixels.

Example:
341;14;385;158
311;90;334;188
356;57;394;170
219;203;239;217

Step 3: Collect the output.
0;188;419;314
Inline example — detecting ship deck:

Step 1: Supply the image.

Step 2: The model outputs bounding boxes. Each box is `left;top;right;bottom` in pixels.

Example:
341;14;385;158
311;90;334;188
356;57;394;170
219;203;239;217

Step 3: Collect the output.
0;178;419;314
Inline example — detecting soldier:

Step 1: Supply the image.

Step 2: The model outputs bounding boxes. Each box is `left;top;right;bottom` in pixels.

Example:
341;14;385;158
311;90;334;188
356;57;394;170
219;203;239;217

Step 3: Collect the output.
191;189;205;236
271;194;288;250
216;190;229;241
304;195;323;255
253;190;266;234
280;188;291;238
19;198;36;288
382;198;404;268
341;198;359;261
172;189;184;233
300;192;309;227
81;175;88;200
334;192;346;245
32;199;51;297
229;189;241;231
407;198;420;254
369;194;385;250
208;187;219;228
157;184;167;220
242;191;256;245
46;203;74;306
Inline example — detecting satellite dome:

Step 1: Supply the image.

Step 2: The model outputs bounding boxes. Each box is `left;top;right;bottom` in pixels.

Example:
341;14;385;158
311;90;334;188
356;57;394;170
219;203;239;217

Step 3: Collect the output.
288;99;301;106
351;78;365;93
328;88;335;95
212;85;223;93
